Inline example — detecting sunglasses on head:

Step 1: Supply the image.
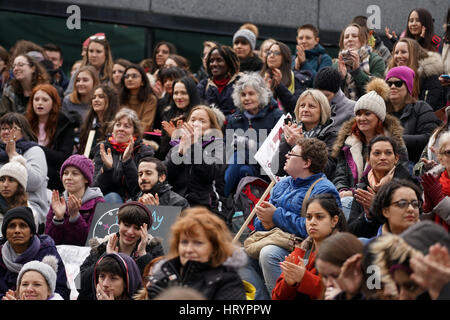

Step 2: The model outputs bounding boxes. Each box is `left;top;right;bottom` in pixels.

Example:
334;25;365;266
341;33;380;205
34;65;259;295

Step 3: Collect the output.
386;80;404;88
90;35;106;41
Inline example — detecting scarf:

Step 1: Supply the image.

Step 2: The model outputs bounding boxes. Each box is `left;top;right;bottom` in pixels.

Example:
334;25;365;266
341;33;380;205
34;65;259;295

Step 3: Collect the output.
302;122;324;140
343;45;372;100
1;235;41;273
108;136;137;153
440;169;450;196
0;138;39;163
367;166;395;193
213;77;230;94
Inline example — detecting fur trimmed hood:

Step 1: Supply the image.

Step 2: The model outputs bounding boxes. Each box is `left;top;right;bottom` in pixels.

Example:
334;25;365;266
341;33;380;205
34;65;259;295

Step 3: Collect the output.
87;232;162;254
418;51;444;78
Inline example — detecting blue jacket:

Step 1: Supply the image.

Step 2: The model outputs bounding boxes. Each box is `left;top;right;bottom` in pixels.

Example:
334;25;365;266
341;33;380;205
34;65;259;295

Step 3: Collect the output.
0;234;70;299
254;173;341;238
291;44;332;78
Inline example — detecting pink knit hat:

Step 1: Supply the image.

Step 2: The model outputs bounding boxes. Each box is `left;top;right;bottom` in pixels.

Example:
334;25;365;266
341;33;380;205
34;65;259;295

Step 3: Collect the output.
385;66;415;95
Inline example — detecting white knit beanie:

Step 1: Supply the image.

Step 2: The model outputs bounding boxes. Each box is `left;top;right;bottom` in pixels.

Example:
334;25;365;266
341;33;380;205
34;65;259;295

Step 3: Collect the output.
17;255;59;296
353;90;386;121
0;155;28;189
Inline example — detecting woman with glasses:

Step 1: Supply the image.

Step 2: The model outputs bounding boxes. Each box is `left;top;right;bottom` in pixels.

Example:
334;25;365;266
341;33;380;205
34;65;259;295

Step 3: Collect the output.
0;54;49;116
386;38;444;111
120;64;158;132
385;66;440;165
261;40;312;114
347;136;420;238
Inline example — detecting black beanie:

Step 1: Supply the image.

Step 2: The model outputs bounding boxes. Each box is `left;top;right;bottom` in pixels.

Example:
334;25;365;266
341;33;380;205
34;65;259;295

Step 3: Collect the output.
400;221;450;255
2;206;36;236
313;66;342;94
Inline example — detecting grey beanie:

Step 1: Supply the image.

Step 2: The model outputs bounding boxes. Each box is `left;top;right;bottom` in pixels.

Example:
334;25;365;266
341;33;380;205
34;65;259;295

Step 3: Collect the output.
17;255;59;296
233;29;256;50
400;221;450;255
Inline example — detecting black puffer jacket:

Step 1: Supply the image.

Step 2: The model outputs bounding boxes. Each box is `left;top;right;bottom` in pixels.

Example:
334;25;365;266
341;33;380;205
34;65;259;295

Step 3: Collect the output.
133;181;189;209
417;51;445;111
147;249;247;300
93;138;155;200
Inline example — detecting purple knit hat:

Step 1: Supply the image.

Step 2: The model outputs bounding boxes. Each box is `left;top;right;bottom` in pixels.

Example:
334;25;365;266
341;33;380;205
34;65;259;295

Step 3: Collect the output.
385;66;415;95
60;154;94;186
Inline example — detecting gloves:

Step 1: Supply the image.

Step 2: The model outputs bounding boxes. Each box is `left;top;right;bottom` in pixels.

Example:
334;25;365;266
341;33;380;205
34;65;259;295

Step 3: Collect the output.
421;173;445;208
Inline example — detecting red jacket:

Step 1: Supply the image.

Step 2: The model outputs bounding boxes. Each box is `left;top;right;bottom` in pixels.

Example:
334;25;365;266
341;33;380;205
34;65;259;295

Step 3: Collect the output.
272;246;323;300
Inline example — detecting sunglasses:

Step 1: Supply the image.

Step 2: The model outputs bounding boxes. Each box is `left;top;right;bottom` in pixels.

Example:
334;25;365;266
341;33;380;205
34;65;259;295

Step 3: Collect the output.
390;199;420;209
90;35;106;40
386;80;404;88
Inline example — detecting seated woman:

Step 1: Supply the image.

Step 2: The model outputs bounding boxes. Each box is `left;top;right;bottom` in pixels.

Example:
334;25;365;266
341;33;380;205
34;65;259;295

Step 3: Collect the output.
93;108;155;203
334;23;385;100
347;136;420;238
92;252;142;300
78;84;120;158
45;154;105;246
164;105;227;214
315;232;364;300
277;89;337;179
331;78;408;217
385;66;441;165
0;206;70;299
232;28;263;72
146;207;246;300
111;58;131;91
77;201;164;300
272;193;347;300
225;72;283;196
387;38;444;111
2;255;63;300
261;40;312;114
0;113;49;231
26;84;76;192
419;131;450;231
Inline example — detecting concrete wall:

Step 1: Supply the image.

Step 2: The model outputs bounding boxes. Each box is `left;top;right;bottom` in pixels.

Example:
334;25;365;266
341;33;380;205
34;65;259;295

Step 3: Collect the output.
47;0;448;36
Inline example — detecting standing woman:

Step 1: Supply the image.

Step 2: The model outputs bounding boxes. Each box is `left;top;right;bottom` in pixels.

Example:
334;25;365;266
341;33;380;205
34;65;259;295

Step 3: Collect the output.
0;54;49;116
0;113;49;231
120;64;158;132
261;40;312;114
158;76;201;160
93;108;155;203
385;66;441;164
26;84;76;192
387;38;444;110
334;23;386;100
272;193;347;300
405;8;442;52
197;44;241;116
78;84;120;158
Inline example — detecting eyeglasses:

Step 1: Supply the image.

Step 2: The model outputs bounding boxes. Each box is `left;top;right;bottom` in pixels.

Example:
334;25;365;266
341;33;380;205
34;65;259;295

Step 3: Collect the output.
0;126;21;132
90;35;105;40
390;199;420;209
386;80;404;88
287;152;303;158
124;73;140;79
266;50;282;56
12;62;30;68
441;150;450;157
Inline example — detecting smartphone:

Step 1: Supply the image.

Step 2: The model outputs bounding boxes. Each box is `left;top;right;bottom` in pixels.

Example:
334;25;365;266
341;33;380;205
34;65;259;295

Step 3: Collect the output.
441;74;450;79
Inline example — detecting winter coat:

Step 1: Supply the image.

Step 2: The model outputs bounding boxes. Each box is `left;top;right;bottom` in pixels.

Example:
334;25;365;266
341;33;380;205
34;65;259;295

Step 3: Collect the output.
40;111;77;192
77;233;164;300
92;252;143;300
348;164;420;238
329;89;355;133
391;100;441;164
272;70;313;115
254;173;341;239
417;50;445;111
0;142;49;226
0;234;70;300
146;249;247;300
331;115;409;192
272;237;323;300
45;187;105;246
61;95;90;124
239;55;263;73
133;181;189;210
93;138;155;201
197;73;241;116
0;83;29;116
292;44;333;78
164;136;226;213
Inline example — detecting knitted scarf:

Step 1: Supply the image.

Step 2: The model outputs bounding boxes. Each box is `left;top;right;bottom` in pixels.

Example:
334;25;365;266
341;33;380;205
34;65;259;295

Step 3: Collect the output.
343;45;372;100
1;235;41;273
108;136;136;153
213;77;230;94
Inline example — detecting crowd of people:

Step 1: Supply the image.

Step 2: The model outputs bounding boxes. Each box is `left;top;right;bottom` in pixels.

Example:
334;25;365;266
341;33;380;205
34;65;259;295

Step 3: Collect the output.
0;6;449;301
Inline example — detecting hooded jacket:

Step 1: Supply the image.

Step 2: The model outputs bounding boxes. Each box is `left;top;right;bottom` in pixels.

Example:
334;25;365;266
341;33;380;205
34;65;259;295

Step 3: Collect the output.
329;89;355;133
331;114;409;192
0;234;70;300
45;187;105;246
92;252;142;300
417;51;445;111
133;181;189;209
77;232;164;300
146;247;247;300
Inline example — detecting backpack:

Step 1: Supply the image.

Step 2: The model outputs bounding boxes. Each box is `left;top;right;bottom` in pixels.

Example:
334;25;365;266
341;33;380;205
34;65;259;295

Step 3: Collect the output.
231;176;271;244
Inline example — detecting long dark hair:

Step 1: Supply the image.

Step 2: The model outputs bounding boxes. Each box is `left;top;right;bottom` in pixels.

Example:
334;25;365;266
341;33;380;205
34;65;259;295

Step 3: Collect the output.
170;76;201;110
405;8;436;51
261;41;293;88
9;54;49;95
151;41;177;73
205;44;240;79
303;193;348;232
0;179;28;211
120;64;154;104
